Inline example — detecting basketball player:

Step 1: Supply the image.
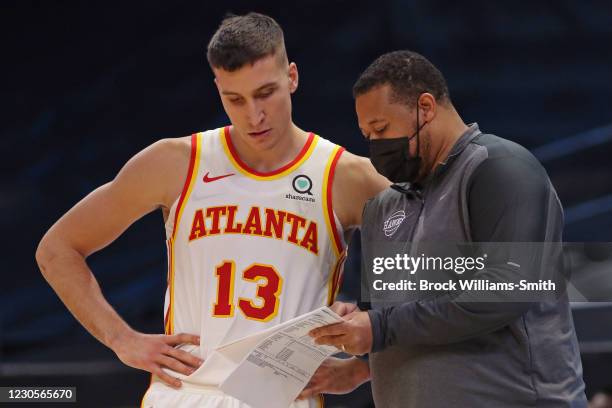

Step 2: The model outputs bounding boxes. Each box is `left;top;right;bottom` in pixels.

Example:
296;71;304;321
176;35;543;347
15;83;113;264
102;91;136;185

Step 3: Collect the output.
35;13;388;408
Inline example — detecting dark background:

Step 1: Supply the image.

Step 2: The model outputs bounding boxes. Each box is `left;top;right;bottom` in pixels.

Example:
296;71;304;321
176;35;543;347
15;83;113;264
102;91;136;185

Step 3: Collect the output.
1;1;612;407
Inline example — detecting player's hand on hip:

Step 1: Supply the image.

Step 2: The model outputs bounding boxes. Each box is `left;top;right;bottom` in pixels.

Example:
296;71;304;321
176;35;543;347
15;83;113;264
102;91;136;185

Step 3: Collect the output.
309;311;373;356
297;357;370;400
112;330;203;388
329;301;359;317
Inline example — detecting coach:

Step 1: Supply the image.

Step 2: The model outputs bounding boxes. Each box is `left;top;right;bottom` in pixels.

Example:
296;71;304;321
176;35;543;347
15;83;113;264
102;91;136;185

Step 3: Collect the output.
308;51;587;407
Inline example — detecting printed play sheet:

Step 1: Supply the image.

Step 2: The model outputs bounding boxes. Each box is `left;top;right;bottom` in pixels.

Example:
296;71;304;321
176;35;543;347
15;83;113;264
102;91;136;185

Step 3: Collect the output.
217;306;343;408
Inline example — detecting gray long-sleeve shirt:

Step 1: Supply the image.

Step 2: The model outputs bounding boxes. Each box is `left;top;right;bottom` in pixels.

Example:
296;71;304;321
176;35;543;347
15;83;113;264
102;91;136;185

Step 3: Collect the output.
362;124;587;407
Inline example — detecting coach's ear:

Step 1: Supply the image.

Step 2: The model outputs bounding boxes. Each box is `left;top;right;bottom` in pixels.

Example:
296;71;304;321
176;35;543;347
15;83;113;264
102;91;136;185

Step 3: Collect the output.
288;62;299;94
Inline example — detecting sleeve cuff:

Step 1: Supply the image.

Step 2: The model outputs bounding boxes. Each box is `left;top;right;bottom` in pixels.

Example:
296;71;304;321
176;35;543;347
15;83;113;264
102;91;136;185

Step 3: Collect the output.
367;309;387;352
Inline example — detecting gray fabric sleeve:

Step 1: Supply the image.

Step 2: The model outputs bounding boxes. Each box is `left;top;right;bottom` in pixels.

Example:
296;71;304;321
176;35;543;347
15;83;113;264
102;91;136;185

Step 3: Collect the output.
368;153;559;351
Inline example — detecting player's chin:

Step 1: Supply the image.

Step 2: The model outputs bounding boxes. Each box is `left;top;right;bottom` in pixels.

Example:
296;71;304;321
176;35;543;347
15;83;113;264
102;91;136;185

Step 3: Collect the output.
249;133;279;150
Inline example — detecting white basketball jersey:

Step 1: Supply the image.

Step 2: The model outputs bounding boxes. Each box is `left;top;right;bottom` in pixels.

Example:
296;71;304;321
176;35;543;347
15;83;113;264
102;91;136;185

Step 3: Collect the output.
161;126;347;386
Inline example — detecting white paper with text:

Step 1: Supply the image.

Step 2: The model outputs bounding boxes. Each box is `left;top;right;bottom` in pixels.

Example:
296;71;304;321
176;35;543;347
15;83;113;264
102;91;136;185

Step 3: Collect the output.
217;307;343;408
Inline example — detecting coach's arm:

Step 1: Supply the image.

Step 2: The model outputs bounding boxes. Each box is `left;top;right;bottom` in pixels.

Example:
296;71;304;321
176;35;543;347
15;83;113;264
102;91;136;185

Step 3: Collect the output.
310;152;556;354
35;137;202;388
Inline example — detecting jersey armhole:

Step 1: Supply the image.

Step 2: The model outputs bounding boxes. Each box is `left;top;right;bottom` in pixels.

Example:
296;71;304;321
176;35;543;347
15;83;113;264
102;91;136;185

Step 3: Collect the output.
164;133;201;335
322;146;347;305
168;133;201;240
322;145;346;257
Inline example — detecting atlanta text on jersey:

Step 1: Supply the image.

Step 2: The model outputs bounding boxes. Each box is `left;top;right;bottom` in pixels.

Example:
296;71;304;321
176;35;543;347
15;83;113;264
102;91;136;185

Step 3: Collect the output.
188;205;319;255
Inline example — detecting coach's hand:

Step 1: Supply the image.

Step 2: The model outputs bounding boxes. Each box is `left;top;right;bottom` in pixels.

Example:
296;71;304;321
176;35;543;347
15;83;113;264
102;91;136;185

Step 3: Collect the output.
297;357;370;400
329;301;359;317
111;330;203;388
309;310;373;356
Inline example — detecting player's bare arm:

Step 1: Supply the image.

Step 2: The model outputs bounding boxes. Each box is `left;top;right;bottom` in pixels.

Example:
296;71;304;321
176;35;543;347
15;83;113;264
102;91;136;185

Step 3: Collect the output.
332;151;390;231
35;137;202;388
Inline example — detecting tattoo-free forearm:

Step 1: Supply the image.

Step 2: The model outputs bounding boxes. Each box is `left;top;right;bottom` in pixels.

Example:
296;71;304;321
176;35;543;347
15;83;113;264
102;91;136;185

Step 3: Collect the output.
36;242;133;350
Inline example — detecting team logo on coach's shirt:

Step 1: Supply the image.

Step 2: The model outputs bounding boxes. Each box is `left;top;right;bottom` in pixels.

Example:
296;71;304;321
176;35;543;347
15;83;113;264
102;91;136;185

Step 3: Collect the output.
383;210;406;237
285;174;316;203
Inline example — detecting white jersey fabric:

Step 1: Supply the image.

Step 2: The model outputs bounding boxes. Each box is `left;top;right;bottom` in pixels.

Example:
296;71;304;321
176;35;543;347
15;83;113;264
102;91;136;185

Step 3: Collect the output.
142;126;346;407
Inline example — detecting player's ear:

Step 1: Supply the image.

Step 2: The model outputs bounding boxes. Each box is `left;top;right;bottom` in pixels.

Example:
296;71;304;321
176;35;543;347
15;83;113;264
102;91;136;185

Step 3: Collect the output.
288;62;299;94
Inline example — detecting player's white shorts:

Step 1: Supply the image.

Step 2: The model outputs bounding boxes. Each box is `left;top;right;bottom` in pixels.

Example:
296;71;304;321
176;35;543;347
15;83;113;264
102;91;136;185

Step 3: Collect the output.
141;379;324;408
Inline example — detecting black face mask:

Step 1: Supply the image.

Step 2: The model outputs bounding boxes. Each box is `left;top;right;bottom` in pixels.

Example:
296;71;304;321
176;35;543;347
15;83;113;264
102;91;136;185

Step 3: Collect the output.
369;107;425;183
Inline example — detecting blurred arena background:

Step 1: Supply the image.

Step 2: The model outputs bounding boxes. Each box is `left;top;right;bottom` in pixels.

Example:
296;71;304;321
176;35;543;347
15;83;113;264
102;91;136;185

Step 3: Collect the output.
1;1;612;406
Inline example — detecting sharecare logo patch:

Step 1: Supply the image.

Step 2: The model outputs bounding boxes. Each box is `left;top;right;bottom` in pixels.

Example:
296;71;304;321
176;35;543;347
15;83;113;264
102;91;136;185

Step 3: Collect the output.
383;210;406;237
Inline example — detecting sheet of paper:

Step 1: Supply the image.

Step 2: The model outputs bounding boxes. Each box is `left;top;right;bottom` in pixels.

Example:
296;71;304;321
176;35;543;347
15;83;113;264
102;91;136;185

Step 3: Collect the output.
218;306;344;408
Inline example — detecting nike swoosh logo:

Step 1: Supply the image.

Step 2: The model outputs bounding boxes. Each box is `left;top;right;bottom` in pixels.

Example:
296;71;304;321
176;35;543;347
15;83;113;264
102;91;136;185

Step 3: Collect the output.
203;172;235;183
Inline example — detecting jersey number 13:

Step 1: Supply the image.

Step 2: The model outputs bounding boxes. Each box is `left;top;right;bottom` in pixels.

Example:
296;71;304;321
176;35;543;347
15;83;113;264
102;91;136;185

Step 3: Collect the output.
212;260;282;322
